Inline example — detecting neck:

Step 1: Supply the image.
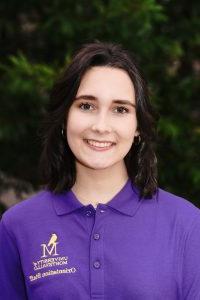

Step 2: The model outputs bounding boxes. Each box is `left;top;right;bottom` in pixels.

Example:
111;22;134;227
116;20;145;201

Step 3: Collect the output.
72;162;129;208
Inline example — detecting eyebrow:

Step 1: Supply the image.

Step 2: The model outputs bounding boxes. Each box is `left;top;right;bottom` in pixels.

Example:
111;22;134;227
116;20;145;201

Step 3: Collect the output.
74;94;136;108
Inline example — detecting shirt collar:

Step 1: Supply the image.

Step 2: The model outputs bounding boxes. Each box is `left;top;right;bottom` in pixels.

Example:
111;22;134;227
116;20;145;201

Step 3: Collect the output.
106;179;143;216
51;179;143;217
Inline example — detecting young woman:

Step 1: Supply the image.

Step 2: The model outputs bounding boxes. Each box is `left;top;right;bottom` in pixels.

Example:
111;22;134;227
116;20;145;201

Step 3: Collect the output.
0;41;200;300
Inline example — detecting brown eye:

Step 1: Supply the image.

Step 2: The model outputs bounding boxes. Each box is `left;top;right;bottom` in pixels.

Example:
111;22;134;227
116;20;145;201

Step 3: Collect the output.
114;106;129;114
79;102;94;111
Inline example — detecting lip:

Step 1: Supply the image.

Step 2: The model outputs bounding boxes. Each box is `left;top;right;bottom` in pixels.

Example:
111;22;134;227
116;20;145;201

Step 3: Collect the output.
83;139;116;151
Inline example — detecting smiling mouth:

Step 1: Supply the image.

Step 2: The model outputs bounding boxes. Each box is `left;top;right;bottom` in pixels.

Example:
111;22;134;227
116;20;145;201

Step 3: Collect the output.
84;139;116;150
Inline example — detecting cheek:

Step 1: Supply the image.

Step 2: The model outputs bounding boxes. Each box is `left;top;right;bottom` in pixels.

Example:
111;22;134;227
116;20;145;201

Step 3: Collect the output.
66;111;90;139
117;118;137;141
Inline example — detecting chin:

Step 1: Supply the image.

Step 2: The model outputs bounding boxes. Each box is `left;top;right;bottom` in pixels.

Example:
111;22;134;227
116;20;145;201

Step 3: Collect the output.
85;163;113;170
77;158;120;171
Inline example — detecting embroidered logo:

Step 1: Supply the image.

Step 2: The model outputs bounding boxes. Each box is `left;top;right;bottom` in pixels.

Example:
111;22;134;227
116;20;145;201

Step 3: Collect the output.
29;233;77;282
41;233;59;258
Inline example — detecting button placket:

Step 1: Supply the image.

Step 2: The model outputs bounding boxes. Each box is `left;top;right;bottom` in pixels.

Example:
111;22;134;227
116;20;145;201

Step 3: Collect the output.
90;206;106;298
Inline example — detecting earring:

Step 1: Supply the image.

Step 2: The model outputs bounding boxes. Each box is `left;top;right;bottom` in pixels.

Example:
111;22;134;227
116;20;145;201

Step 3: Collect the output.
61;127;65;137
134;135;141;145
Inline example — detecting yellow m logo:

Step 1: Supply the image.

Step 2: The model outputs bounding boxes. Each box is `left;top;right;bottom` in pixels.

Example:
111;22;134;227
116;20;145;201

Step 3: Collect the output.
41;243;59;258
41;233;59;258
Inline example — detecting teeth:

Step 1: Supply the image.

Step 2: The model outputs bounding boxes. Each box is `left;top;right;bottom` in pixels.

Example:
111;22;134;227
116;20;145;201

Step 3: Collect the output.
87;140;113;148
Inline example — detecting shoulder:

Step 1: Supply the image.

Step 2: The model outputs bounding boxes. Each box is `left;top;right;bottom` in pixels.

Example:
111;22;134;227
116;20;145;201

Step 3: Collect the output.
157;188;199;215
1;190;54;232
156;188;200;230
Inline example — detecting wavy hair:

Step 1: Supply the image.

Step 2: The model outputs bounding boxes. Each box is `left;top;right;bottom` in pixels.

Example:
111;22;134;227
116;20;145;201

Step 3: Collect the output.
39;41;158;198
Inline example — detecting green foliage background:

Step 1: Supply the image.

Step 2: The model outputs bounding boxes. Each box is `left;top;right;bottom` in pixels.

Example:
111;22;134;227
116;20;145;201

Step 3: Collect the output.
0;0;199;208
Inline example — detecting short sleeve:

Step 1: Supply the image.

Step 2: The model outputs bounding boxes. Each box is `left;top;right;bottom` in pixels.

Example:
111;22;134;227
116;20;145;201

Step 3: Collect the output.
0;217;28;299
182;215;200;299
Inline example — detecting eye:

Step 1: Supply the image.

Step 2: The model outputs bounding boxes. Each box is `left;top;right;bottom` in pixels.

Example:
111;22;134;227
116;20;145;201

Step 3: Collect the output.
114;106;129;114
78;102;94;111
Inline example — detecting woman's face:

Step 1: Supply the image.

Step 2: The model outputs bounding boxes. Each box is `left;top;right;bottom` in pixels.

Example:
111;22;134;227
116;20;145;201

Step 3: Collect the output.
66;66;139;171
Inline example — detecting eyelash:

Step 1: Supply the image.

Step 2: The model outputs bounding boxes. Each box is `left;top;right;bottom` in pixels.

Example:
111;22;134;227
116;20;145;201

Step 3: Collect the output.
78;102;129;114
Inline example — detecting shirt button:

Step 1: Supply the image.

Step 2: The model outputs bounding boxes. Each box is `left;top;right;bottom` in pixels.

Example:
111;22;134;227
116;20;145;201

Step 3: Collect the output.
93;261;101;269
100;209;105;213
86;210;92;217
93;233;100;240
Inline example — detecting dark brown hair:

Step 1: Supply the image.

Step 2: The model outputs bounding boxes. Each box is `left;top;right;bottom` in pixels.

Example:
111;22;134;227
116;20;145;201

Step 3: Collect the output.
39;41;158;198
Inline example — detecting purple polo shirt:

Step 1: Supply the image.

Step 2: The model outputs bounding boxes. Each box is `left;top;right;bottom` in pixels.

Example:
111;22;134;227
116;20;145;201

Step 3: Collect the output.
0;179;200;299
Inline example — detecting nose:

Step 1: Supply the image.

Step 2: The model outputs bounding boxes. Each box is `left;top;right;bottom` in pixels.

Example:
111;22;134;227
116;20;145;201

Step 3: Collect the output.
91;112;112;133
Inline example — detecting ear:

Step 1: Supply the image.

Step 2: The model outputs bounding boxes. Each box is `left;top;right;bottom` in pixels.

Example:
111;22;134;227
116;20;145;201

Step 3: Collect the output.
134;130;140;137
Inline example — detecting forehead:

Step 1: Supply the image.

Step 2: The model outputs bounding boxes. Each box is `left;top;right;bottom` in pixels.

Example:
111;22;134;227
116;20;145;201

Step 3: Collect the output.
76;66;135;100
